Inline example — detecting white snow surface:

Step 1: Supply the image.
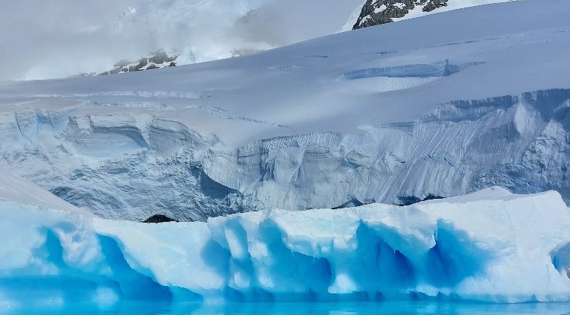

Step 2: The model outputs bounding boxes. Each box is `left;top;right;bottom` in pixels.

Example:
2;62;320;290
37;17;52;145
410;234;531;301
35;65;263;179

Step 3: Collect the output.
339;0;368;32
1;0;570;221
0;166;88;215
1;186;570;306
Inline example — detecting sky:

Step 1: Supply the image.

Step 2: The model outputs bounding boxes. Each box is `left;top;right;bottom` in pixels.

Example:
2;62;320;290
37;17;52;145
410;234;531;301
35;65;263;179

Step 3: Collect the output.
0;0;364;81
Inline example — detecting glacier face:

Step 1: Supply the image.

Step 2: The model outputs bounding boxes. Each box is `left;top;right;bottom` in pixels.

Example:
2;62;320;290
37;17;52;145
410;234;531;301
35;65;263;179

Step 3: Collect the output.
0;89;569;221
0;109;245;221
2;187;570;308
205;89;570;211
345;0;511;31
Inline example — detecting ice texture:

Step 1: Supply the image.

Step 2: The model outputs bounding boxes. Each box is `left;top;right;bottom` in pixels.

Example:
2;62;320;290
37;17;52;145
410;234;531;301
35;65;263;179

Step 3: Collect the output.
1;0;570;222
2;184;570;307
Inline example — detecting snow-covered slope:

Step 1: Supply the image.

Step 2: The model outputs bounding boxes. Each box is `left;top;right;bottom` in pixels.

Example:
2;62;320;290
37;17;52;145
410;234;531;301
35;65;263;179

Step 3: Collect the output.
2;187;570;307
345;0;513;31
0;0;569;221
0;167;87;215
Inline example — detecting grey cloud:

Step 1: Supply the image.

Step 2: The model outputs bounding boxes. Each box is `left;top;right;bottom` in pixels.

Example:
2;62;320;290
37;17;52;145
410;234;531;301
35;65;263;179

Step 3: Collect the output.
0;0;363;81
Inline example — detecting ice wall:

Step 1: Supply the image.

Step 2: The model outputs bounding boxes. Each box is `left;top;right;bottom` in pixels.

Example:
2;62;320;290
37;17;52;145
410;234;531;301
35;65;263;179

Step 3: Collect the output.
1;89;570;222
2;187;570;308
204;89;570;211
0;108;244;221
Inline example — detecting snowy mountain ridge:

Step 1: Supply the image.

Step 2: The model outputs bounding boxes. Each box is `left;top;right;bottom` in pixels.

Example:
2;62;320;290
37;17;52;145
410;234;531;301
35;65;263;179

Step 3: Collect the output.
344;0;513;31
90;49;267;77
97;50;178;76
1;88;568;221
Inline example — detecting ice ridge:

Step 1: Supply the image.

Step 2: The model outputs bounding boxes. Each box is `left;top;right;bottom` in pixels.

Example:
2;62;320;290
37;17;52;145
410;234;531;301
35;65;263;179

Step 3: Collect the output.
2;188;570;307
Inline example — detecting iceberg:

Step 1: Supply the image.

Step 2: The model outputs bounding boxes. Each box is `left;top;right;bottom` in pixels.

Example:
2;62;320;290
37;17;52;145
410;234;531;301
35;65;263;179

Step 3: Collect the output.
2;0;570;311
2;183;570;307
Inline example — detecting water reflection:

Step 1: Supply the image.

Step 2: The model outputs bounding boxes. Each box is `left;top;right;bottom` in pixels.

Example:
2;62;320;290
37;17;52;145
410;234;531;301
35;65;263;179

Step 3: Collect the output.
6;301;570;315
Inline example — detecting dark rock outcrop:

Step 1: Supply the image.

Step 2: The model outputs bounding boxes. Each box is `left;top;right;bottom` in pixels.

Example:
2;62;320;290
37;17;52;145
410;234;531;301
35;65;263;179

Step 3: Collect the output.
332;197;365;209
143;214;179;224
353;0;448;30
100;50;178;76
397;194;445;206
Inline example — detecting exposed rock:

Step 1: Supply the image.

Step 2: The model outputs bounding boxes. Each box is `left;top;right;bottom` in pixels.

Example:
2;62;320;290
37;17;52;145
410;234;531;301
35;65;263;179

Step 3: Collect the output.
97;48;261;77
397;194;445;206
143;214;179;223
423;0;448;12
100;50;178;76
332;197;365;209
353;0;449;29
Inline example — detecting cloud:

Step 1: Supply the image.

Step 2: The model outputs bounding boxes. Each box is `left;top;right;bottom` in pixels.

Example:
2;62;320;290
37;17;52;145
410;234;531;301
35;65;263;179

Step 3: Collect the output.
0;0;363;81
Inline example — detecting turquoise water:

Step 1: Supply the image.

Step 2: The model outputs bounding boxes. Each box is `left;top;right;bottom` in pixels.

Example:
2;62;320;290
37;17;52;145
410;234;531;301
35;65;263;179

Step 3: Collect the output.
4;301;570;315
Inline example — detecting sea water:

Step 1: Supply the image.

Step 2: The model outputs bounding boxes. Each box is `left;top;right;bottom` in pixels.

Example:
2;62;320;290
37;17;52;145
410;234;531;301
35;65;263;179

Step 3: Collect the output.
3;301;570;315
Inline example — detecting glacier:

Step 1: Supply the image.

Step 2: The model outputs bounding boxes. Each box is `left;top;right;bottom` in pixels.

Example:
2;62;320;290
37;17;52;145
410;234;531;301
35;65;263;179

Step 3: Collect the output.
3;0;570;310
0;0;570;221
2;183;570;308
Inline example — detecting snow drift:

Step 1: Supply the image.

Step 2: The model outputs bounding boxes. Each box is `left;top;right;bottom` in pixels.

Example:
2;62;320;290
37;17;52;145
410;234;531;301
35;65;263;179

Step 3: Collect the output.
1;88;570;222
1;186;570;308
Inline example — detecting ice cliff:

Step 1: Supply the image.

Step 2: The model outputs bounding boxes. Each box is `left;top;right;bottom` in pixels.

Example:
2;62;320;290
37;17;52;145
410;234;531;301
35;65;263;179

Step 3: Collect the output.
1;186;570;308
0;89;569;221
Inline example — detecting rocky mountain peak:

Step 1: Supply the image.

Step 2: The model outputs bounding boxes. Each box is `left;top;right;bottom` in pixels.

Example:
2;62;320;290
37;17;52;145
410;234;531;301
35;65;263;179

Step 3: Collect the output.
353;0;449;29
99;50;178;76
